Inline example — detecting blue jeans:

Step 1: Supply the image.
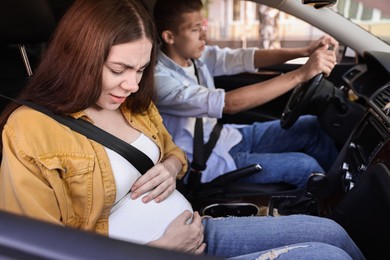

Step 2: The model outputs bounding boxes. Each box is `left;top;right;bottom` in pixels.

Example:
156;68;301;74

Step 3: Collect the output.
228;115;338;189
202;215;365;259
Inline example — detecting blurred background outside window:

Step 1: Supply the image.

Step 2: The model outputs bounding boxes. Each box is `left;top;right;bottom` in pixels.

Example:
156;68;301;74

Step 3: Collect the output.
203;0;390;49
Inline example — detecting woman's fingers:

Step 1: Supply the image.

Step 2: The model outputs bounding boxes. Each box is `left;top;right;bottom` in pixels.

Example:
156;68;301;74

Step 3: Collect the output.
144;181;175;203
194;243;206;255
131;164;176;202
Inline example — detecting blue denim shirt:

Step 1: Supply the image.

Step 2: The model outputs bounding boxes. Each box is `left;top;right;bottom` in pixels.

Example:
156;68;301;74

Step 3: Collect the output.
155;45;258;182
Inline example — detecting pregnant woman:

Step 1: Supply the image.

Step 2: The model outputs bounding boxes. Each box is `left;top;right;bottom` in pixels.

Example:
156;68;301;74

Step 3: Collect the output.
0;0;364;259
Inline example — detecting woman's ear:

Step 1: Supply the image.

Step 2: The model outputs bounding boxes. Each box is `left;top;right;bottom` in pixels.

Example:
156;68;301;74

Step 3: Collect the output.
161;30;174;44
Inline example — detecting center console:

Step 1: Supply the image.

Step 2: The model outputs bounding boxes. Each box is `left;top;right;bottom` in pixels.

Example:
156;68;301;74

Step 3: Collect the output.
340;110;390;191
329;83;390;259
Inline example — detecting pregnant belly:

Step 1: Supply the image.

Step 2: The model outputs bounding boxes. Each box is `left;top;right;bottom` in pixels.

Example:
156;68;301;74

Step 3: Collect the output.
109;190;193;244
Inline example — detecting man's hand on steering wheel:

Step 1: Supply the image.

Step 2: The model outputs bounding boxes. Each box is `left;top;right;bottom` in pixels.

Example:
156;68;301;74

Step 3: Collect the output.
305;34;339;61
299;44;337;80
280;43;338;129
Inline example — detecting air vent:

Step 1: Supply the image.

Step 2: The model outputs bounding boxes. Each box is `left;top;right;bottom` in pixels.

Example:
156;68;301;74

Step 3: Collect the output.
371;85;390;108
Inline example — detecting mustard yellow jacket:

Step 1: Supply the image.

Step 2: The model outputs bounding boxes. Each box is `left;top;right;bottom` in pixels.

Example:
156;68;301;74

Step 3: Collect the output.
0;102;187;235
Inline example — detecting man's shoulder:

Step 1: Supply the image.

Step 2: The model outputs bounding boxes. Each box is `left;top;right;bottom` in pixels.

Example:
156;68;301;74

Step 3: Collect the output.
156;60;173;72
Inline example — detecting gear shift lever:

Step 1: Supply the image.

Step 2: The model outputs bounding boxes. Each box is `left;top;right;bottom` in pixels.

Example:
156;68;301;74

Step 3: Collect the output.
306;173;328;197
269;173;327;216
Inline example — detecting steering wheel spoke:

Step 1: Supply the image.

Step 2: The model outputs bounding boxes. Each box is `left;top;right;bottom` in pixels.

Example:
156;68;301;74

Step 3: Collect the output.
280;74;324;129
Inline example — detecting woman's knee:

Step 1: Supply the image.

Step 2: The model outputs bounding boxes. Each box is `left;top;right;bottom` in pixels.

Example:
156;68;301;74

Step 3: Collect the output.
295;215;351;244
316;217;352;242
228;242;352;260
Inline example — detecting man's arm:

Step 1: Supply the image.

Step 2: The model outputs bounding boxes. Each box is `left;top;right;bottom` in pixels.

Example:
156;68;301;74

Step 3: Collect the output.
224;44;337;114
253;34;339;68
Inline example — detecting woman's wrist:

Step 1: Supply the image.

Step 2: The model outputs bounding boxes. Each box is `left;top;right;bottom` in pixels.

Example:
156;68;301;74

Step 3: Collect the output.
148;237;176;251
162;155;182;178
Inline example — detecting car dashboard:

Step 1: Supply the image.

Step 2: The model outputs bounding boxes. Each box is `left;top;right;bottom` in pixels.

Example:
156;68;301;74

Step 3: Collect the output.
337;51;390;191
328;50;390;259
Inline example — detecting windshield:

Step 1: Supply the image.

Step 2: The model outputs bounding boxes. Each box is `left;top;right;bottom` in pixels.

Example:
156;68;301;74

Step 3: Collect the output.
334;0;390;44
204;0;390;49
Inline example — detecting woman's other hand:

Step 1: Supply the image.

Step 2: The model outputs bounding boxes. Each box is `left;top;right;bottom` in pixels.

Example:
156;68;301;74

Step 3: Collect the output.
148;211;206;254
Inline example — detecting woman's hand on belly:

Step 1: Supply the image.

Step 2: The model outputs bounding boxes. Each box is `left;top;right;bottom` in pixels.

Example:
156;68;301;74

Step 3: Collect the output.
147;210;206;255
131;155;181;203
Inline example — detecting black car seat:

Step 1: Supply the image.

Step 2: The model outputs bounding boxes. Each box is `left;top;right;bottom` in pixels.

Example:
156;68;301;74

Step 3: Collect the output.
0;0;58;111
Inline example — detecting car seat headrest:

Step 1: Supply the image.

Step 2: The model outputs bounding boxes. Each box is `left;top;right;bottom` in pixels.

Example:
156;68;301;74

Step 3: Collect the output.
0;0;56;45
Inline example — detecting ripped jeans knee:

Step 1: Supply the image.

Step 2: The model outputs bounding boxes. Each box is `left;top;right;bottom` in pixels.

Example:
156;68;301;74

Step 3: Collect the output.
227;242;353;260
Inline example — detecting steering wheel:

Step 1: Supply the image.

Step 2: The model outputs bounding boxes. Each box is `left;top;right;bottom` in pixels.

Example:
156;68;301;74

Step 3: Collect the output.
280;73;324;129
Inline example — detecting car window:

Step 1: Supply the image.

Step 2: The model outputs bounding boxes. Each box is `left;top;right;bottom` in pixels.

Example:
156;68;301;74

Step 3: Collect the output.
336;0;390;44
204;0;390;63
206;1;325;48
205;0;330;63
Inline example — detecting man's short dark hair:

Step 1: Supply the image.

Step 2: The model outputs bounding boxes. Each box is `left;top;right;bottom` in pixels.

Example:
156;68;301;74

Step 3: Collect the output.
153;0;203;37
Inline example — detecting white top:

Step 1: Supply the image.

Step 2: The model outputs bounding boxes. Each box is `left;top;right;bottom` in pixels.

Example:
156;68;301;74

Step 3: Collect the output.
107;133;193;244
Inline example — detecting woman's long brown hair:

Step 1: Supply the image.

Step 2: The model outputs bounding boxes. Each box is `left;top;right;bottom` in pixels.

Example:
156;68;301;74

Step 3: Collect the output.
0;0;158;148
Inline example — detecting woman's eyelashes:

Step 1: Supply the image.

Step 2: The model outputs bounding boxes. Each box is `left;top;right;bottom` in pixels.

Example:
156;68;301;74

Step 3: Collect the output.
110;69;124;76
109;67;145;76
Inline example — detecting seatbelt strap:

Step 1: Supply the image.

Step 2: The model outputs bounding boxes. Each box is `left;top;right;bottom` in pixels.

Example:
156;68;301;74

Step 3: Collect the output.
0;94;154;175
203;121;222;163
190;60;223;172
191;117;205;171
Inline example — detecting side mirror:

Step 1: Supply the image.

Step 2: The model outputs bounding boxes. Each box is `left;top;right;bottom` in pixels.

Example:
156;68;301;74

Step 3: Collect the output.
302;0;337;9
